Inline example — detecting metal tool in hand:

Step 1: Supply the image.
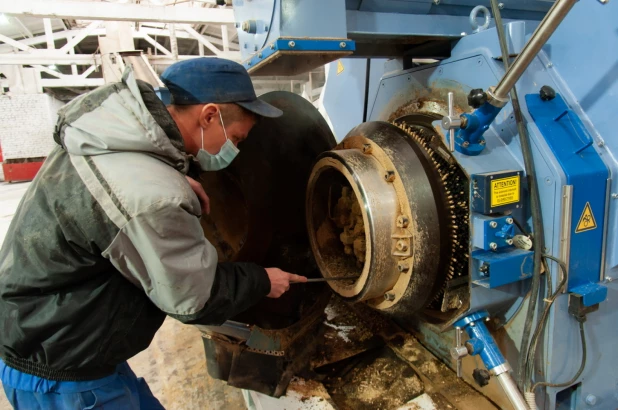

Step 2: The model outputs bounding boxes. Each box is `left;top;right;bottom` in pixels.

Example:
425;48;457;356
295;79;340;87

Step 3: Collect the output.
294;276;360;283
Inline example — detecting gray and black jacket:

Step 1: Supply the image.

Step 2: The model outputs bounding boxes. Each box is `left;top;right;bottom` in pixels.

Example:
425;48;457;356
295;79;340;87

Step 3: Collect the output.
0;69;270;381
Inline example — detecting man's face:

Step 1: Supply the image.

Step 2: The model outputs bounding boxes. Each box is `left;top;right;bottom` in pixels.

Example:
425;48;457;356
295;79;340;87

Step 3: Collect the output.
202;105;256;155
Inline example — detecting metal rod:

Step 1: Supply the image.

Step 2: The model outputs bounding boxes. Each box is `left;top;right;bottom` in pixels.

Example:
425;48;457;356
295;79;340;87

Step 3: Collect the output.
455;327;463;377
448;92;456;152
295;276;360;283
497;372;530;410
493;0;577;100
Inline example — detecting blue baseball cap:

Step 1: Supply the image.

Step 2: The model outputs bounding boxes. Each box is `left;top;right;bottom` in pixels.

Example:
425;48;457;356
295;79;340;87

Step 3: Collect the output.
160;58;282;118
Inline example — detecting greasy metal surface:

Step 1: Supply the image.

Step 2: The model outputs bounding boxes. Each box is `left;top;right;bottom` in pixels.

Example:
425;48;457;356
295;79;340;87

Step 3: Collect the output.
307;121;466;323
198;91;337;396
306;148;400;301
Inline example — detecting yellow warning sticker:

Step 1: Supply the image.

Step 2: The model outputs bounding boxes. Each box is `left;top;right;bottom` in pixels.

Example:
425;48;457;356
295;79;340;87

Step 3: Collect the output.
490;176;520;207
336;60;345;75
575;202;597;233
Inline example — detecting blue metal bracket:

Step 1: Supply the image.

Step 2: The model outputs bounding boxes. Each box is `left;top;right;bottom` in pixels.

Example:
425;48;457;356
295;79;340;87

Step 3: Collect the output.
526;93;608;295
453;311;506;372
241;38;356;72
471;247;533;288
454;101;502;156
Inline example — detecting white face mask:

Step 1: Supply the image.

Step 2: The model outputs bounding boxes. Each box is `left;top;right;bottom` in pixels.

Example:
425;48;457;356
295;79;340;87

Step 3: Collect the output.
196;109;240;171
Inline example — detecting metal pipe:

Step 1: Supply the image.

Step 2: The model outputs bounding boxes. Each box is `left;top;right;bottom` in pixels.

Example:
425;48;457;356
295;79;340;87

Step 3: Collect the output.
493;0;577;100
497;372;530;410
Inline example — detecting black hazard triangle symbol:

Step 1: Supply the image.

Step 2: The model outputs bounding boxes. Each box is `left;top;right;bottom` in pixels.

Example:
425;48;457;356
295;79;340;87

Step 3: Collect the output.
575;202;597;233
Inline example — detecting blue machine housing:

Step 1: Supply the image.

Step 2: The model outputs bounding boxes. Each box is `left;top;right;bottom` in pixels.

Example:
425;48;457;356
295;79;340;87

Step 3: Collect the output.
233;0;618;408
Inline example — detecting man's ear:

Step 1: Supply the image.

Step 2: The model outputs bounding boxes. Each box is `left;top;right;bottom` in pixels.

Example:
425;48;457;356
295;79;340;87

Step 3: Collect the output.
199;103;220;128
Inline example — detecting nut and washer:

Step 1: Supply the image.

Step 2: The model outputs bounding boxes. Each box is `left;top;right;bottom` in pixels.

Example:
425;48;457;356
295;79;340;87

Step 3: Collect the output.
362;143;373;154
384;292;396;301
384;170;396;182
288;41;296;48
490;242;498;250
506;239;514;245
339;42;347;48
396;215;410;228
462;141;470;148
396;240;409;252
506;217;514;224
489;221;498;228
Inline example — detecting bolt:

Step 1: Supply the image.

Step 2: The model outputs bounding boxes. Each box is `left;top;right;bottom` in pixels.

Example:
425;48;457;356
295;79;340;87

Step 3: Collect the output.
258;53;262;58
433;0;440;4
362;143;372;154
270;43;275;50
585;394;597;406
398;261;410;273
384;170;396;182
489;221;498;228
469;322;475;327
498;2;504;8
506;239;514;245
384;292;396;301
288;41;296;48
396;240;409;252
397;215;410;228
547;62;554;69
485;317;491;322
598;140;605;147
340;42;347;48
612;193;618;199
479;139;486;146
462;141;470;148
506;217;514;224
490;242;498;250
604;276;614;283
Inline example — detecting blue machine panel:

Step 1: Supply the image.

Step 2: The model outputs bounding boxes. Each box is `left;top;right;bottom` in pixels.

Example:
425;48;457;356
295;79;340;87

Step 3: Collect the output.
526;93;608;293
471;248;533;288
471;215;516;251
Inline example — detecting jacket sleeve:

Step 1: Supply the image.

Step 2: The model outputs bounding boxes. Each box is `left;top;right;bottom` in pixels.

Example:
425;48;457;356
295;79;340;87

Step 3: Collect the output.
102;197;271;325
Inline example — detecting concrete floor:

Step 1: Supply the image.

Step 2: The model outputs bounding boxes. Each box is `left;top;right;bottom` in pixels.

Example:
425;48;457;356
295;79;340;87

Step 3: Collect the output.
0;181;246;410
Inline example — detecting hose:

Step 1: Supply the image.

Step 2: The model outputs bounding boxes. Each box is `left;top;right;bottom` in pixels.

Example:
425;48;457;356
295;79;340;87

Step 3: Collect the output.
524;392;539;410
489;0;546;390
531;319;587;392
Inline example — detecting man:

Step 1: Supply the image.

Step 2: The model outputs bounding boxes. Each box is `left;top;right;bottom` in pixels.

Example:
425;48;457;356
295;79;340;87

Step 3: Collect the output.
0;57;306;409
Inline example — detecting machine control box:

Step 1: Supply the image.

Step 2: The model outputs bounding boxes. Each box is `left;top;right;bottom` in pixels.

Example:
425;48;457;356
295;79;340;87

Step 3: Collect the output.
471;170;523;215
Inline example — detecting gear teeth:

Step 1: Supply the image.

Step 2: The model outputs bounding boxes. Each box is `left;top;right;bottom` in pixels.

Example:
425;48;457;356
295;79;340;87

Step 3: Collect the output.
392;120;470;310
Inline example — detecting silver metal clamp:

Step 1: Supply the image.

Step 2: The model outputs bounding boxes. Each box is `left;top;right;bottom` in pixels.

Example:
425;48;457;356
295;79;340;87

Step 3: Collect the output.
441;91;460;152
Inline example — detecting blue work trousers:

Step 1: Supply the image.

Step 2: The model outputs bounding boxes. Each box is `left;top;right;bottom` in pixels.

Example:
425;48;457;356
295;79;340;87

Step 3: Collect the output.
1;359;164;409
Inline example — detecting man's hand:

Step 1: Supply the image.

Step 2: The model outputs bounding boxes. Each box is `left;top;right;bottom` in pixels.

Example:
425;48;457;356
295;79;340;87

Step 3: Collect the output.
185;176;210;215
265;268;307;298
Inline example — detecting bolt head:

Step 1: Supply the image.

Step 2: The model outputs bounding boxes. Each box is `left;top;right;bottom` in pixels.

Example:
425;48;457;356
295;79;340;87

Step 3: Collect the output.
604;276;613;283
384;292;396;301
270;43;275;49
339;42;347;48
396;215;410;228
396;240;409;252
479;139;486;146
506;217;514;224
462;141;470;148
362;143;372;154
398;261;410;273
258;53;262;58
498;2;504;8
612;193;618;199
585;394;597;406
506;239;514;245
288;41;296;48
490;242;498;250
433;0;440;4
489;221;498;228
384;170;396;182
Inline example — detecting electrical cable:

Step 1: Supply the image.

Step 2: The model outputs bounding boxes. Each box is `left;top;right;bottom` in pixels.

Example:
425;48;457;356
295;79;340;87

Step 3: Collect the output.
490;0;546;389
525;254;566;387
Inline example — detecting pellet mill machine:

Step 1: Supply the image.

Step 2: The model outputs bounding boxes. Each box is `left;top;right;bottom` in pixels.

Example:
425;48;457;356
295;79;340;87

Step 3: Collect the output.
191;1;618;409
